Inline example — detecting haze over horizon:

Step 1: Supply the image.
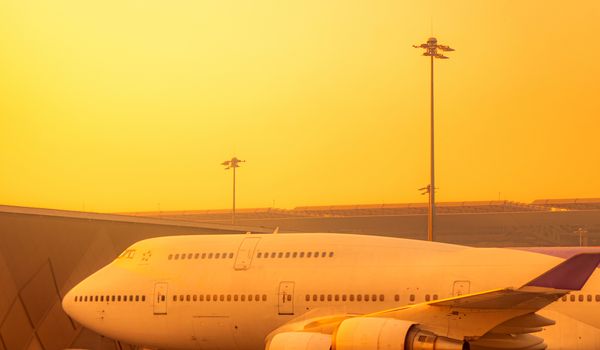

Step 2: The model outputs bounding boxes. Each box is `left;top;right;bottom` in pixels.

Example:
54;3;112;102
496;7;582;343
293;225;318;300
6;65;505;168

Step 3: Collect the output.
1;1;599;212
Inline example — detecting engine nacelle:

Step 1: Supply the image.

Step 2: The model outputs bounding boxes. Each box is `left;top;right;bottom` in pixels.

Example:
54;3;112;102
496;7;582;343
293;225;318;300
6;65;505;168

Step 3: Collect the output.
268;331;332;350
333;317;469;350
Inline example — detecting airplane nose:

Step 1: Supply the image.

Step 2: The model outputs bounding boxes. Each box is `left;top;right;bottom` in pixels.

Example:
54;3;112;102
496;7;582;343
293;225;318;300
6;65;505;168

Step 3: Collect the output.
62;285;77;318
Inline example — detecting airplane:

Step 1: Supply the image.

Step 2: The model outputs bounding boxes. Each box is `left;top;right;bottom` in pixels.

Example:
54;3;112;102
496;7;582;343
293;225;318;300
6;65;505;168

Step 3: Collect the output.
62;233;600;350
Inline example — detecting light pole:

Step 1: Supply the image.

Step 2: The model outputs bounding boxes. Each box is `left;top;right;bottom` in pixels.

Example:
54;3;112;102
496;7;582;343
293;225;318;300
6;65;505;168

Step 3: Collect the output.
413;37;454;242
222;157;245;224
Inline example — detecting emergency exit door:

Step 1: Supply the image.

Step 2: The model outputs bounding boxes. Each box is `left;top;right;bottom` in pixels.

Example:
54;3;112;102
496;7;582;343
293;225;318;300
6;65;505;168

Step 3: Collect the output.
153;282;168;315
452;280;470;297
278;281;295;315
234;237;261;270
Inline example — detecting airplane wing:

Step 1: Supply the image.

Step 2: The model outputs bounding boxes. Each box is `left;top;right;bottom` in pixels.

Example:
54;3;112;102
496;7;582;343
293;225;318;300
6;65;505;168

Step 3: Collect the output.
267;253;600;350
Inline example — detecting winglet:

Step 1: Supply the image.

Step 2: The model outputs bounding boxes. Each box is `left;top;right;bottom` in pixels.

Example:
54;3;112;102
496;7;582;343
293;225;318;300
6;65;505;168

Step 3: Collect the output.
525;253;600;290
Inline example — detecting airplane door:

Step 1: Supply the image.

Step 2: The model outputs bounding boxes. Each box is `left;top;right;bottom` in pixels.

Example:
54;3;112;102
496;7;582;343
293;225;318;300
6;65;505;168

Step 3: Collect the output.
153;282;168;315
452;280;470;297
278;281;295;315
234;237;261;270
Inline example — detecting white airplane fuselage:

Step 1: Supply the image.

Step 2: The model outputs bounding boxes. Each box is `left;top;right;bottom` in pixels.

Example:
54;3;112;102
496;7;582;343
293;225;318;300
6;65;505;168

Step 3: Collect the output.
62;233;600;349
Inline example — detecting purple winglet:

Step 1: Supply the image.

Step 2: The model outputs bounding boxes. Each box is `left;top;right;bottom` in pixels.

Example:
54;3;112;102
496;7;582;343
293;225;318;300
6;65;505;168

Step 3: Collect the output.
526;253;600;290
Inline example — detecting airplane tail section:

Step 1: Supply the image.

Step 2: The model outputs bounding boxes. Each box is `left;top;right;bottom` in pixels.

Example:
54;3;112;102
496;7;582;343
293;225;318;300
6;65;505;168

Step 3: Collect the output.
525;253;600;291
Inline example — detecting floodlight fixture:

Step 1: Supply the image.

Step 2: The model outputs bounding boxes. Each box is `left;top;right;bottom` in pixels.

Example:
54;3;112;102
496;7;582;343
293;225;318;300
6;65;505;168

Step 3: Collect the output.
222;157;245;224
413;37;454;242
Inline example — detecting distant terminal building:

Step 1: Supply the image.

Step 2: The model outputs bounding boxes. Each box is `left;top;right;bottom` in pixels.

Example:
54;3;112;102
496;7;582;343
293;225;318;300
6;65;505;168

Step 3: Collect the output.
123;199;600;248
0;198;598;349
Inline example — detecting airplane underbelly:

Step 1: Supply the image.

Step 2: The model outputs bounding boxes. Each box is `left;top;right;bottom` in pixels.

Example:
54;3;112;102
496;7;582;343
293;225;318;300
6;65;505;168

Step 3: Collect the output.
538;309;600;349
193;316;238;350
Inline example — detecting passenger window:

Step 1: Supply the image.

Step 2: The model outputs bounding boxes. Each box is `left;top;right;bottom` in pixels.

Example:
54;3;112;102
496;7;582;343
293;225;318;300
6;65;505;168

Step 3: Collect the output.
278;252;283;258
257;252;262;258
307;252;312;258
241;295;246;301
100;296;104;302
201;253;206;259
425;294;431;302
179;295;184;301
588;295;593;302
579;295;584;302
95;296;99;302
256;294;261;301
262;295;267;301
335;295;340;301
300;252;305;258
222;253;227;259
305;295;310;301
271;252;276;258
433;294;438;300
188;253;193;259
293;252;298;258
215;253;220;259
234;295;239;301
220;295;225;301
314;251;319;257
357;295;362;302
193;295;197;302
570;295;576;302
229;253;234;258
135;295;139;302
285;252;291;258
327;295;332;301
379;294;384;302
206;295;211;302
194;253;200;259
561;296;567;301
410;294;415;302
168;254;173;260
596;295;600;302
249;295;253;301
175;254;180;260
123;295;128;302
208;253;213;259
117;296;121;302
84;296;88;302
321;252;326;257
199;295;204;301
129;295;133;302
349;295;355;302
227;295;232;301
320;295;325;301
181;254;186;260
329;252;334;257
112;296;116;302
342;295;347;301
364;295;370;302
312;295;317;301
371;294;376;302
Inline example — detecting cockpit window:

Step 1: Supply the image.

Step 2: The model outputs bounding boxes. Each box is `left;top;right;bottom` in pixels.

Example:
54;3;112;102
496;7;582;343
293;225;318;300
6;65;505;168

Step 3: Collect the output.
118;249;136;259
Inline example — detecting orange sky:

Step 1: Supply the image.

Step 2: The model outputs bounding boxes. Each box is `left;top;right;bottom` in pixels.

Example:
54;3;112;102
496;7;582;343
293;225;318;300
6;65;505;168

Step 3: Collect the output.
0;1;599;212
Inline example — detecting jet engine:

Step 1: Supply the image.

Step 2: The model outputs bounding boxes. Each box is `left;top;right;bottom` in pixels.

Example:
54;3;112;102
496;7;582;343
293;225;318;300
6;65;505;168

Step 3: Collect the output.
333;317;469;350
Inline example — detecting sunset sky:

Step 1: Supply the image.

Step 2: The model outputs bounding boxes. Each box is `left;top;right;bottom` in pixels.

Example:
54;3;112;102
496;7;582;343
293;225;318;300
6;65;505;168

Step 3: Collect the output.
1;1;599;212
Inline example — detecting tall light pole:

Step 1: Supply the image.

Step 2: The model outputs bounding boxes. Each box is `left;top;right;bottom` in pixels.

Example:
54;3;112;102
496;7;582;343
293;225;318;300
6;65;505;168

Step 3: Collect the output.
222;157;245;224
413;37;454;242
